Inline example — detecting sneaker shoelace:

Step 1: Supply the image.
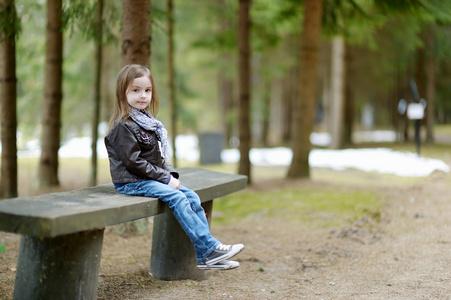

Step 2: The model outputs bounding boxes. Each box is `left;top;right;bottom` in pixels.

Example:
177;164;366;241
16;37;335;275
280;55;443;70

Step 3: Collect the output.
217;244;232;251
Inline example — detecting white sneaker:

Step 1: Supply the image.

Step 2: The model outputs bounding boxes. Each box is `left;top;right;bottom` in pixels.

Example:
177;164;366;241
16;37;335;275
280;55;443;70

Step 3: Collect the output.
197;260;240;270
204;243;244;265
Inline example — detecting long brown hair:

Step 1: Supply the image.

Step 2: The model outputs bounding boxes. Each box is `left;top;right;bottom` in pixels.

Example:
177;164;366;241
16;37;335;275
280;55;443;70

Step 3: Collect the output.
107;64;160;130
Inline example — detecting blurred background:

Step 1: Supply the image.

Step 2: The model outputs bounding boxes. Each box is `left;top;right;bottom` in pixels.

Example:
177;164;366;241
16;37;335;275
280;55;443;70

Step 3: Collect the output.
1;0;451;197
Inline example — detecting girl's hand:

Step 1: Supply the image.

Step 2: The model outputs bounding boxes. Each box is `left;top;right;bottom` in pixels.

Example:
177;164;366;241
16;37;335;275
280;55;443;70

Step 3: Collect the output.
168;175;181;190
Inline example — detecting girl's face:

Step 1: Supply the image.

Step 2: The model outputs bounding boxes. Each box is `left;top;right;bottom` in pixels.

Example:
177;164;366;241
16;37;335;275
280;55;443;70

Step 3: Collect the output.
126;76;152;110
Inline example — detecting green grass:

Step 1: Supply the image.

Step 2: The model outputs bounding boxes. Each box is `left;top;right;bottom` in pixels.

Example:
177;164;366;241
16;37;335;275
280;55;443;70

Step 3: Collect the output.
213;186;383;229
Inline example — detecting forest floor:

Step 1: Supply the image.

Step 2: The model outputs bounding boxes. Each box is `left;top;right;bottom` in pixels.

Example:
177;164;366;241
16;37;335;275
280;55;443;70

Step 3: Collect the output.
1;148;451;299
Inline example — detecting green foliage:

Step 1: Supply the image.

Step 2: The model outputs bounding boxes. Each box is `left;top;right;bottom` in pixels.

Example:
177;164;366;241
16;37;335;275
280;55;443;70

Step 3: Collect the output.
373;0;426;14
15;1;46;141
64;0;120;44
0;243;5;253
322;0;372;37
190;1;236;52
7;0;451;146
63;0;96;36
424;0;451;24
252;0;300;51
0;1;21;41
213;186;383;228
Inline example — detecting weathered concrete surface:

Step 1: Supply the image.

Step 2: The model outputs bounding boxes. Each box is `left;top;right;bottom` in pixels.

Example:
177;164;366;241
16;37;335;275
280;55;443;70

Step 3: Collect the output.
0;168;247;237
150;200;214;281
13;229;104;300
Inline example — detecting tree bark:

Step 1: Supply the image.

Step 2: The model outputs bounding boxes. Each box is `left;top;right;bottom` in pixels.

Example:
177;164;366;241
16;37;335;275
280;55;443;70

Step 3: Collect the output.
167;0;177;167
0;0;18;198
343;74;354;147
38;0;63;188
425;28;435;144
329;36;346;149
90;0;103;187
237;0;251;182
219;68;235;146
287;0;322;178
121;0;150;66
261;78;271;147
281;75;291;143
218;0;235;147
281;66;297;144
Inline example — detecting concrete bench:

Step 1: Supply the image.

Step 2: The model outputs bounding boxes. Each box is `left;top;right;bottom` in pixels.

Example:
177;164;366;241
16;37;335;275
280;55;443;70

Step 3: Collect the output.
0;168;247;300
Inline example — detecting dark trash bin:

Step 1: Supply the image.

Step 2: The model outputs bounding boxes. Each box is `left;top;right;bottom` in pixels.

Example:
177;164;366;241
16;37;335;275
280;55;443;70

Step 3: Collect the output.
199;132;223;165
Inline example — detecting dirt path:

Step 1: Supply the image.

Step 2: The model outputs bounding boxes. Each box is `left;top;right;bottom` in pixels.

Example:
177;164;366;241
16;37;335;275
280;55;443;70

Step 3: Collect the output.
1;170;451;299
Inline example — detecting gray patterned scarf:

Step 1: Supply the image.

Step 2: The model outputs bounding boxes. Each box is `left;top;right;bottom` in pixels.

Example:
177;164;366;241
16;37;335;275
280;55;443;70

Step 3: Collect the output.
129;106;171;160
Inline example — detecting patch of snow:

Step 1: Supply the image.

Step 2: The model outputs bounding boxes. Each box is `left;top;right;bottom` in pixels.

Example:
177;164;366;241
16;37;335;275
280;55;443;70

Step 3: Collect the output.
11;131;450;177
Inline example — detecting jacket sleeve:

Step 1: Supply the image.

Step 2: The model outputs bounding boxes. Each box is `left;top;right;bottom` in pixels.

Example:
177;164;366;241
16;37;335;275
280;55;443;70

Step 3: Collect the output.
109;123;172;184
163;160;179;179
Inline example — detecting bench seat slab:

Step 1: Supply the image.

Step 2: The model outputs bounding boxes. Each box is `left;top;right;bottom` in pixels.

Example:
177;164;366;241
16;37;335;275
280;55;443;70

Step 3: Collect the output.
0;168;247;238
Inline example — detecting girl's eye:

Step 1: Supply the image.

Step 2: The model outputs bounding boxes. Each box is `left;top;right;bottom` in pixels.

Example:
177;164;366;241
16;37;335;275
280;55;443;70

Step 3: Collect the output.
146;89;152;93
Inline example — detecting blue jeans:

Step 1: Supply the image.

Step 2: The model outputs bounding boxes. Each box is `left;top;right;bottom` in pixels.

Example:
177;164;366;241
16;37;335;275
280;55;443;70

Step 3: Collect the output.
116;180;220;262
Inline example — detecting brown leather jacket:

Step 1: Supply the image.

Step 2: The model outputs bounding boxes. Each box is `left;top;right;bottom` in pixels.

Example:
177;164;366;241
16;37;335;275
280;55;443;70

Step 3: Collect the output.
104;118;178;185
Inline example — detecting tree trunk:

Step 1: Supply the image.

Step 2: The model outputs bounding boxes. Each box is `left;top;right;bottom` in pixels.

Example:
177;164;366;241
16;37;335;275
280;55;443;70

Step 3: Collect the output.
149;0;152;66
402;82;410;142
415;46;426;142
217;0;235;147
343;75;354;147
329;36;346;149
281;35;298;145
121;0;150;66
281;76;290;143
425;28;435;144
287;0;322;178
38;0;63;188
261;78;271;147
167;0;177;167
281;66;297;144
237;0;251;183
90;0;103;187
0;0;18;199
219;69;235;146
101;45;114;122
322;41;331;136
343;42;353;147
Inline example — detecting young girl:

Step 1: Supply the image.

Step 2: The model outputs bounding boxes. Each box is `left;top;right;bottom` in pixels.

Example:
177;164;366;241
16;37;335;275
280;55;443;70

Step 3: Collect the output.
105;64;244;270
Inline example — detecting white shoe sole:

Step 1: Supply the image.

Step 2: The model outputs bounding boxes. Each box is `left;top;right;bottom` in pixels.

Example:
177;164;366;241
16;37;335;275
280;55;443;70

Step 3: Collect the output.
197;260;240;270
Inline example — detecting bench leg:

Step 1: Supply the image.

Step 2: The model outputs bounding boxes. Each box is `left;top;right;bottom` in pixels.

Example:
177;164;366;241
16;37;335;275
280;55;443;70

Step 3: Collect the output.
150;200;213;280
13;228;104;300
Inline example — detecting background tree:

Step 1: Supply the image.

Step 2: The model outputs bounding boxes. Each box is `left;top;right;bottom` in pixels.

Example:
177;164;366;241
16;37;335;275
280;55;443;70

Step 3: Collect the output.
287;0;323;178
38;0;63;188
0;0;19;198
121;0;150;66
90;0;104;186
167;0;177;167
237;0;252;182
329;36;346;149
